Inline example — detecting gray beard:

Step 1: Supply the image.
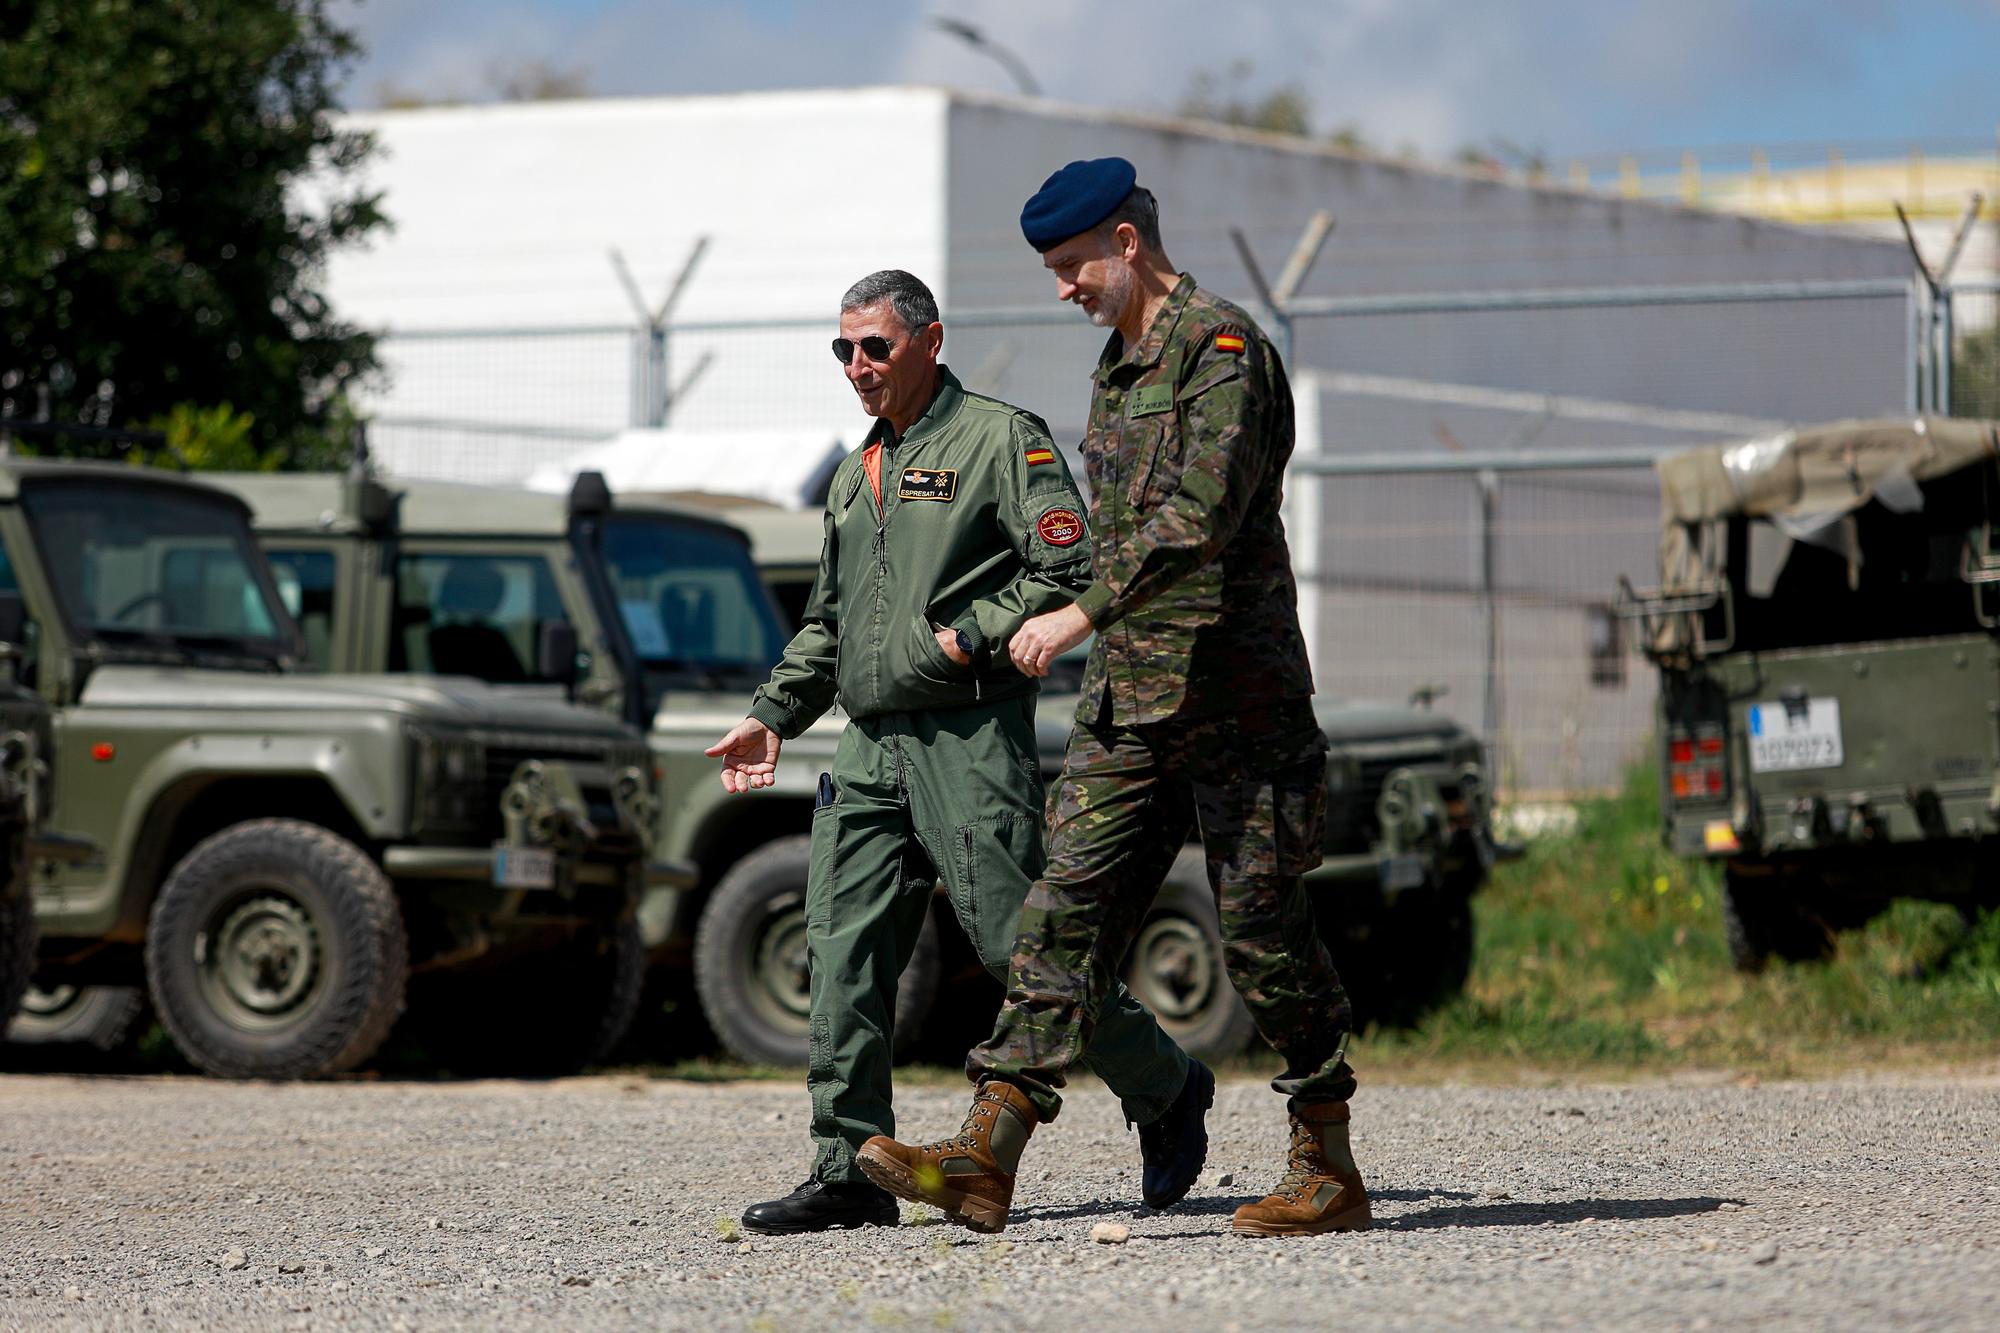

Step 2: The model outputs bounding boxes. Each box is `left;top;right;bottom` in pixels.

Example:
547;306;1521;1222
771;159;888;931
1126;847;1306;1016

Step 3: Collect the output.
1087;263;1135;329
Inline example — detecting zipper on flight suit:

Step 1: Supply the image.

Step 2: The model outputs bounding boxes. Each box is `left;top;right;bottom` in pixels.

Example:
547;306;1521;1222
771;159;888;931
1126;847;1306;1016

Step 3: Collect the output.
871;444;888;717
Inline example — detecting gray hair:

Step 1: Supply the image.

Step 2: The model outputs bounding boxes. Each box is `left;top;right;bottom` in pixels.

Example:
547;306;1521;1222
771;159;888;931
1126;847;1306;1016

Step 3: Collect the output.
840;270;940;335
1092;186;1163;252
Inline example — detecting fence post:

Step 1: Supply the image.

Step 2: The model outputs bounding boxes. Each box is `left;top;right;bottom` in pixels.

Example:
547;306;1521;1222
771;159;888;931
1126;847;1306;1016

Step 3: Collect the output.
1937;286;1955;415
1477;468;1500;755
609;237;709;427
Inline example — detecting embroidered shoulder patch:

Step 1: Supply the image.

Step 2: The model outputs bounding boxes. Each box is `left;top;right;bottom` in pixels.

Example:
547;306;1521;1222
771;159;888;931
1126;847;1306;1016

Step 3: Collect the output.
1036;505;1085;547
898;467;957;501
1024;447;1056;467
1212;326;1247;354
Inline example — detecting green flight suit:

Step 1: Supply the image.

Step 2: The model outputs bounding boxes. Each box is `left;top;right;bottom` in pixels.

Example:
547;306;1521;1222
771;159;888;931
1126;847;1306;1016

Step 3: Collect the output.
747;367;1188;1184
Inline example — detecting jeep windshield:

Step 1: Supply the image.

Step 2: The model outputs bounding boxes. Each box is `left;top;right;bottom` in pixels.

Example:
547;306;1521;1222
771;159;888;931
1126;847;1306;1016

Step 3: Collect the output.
596;514;789;706
22;479;294;668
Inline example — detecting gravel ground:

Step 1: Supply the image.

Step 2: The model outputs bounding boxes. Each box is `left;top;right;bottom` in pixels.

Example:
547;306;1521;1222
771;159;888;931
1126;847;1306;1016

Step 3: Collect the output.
2;1067;1997;1331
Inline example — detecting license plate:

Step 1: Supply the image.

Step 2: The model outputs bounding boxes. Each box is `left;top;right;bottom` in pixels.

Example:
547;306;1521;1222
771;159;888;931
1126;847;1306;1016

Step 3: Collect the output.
1378;853;1429;894
493;846;556;889
1747;699;1843;773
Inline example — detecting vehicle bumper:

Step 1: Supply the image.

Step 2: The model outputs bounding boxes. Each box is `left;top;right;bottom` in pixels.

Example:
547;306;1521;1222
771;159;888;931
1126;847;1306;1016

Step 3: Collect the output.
380;845;692;890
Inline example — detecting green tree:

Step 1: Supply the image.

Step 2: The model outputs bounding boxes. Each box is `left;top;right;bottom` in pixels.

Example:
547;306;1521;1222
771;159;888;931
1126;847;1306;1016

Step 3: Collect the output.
0;0;383;465
1178;60;1313;137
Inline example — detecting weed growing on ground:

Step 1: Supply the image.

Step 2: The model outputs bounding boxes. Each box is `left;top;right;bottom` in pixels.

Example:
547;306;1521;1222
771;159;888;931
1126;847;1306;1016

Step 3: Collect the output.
1368;758;2000;1076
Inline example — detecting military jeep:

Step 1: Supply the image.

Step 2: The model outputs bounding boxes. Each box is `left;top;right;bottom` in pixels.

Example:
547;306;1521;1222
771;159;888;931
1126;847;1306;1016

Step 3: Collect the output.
211;469;932;1069
1619;417;2000;970
726;499;1504;1050
0;461;665;1077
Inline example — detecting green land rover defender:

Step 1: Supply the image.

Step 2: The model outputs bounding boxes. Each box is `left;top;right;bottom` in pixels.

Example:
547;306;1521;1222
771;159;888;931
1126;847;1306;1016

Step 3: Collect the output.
1620;417;2000;970
725;498;1505;1054
211;469;907;1069
220;469;1503;1062
0;461;671;1077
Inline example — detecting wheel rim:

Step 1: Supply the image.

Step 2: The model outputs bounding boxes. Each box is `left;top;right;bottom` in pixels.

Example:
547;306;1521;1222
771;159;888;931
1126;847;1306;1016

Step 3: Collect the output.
20;984;79;1018
746;893;811;1036
1128;913;1220;1028
195;893;324;1031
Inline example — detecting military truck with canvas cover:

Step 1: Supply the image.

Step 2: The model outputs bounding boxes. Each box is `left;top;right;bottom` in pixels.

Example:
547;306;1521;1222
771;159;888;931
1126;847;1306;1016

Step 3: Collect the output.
0;461;661;1078
210;471;920;1069
724;499;1504;1051
1619;417;2000;969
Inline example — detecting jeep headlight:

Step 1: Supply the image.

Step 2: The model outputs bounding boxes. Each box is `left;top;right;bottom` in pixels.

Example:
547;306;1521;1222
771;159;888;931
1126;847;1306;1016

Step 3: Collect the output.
408;725;486;831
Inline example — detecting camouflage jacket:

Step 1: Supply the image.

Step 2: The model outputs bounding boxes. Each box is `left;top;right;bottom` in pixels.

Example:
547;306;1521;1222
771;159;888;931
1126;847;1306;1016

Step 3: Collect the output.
1068;275;1314;726
748;367;1094;737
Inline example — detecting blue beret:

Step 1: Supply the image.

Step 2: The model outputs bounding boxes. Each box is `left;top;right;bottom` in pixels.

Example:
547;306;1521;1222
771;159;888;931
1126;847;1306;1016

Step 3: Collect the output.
1020;157;1138;251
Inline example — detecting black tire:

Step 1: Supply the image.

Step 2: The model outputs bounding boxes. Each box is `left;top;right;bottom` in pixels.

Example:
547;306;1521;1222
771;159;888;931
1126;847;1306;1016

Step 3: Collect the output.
146;819;408;1079
429;917;649;1076
1121;853;1258;1062
1722;868;1834;974
693;835;940;1067
0;887;35;1031
6;984;145;1050
1360;879;1478;1029
556;916;647;1070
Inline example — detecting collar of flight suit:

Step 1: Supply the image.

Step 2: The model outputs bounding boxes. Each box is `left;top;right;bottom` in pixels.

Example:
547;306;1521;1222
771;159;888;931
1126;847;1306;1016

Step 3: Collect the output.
862;364;965;452
1093;272;1199;385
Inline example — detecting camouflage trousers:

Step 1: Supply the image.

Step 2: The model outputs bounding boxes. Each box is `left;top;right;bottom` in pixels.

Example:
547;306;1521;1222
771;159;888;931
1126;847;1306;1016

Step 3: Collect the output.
969;701;1357;1122
805;698;1189;1183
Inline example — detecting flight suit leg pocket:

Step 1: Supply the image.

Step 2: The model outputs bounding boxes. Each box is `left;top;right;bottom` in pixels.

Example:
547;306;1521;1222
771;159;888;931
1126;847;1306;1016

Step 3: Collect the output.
953;815;1042;975
805;799;841;935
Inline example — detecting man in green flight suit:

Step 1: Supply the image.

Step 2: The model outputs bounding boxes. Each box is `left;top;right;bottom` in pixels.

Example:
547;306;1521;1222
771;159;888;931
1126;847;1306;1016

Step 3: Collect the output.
859;163;1369;1239
707;269;1214;1235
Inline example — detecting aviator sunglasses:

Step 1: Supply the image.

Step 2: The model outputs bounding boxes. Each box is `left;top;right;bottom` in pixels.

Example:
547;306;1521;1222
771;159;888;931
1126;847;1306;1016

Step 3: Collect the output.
831;335;896;365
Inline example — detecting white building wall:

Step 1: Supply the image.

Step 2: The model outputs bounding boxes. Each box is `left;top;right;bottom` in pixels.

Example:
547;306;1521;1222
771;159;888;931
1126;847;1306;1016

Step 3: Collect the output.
327;89;954;475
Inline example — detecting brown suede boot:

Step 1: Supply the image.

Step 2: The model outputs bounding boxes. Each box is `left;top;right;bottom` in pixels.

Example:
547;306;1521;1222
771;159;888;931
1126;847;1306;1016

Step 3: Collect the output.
855;1081;1039;1234
1231;1099;1372;1237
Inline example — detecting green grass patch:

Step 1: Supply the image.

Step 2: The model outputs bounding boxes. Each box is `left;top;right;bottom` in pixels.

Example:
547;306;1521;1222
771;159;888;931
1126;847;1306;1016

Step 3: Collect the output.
1367;759;2000;1078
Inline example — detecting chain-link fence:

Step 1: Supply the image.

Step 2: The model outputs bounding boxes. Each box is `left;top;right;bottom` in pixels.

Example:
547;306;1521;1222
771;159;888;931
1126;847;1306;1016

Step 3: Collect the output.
363;274;1944;794
1287;451;1661;797
1946;278;2000;419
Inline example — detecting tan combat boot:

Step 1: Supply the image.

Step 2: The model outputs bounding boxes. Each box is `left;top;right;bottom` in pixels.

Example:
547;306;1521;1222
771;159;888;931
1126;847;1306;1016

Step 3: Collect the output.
1231;1099;1372;1237
855;1081;1039;1234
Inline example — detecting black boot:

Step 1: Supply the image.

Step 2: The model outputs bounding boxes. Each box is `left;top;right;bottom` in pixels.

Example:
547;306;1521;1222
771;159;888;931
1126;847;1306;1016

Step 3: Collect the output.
1139;1057;1215;1209
741;1177;900;1234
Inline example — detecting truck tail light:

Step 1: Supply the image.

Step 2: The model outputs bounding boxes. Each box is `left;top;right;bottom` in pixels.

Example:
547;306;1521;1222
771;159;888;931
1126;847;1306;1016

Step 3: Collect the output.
1668;724;1727;803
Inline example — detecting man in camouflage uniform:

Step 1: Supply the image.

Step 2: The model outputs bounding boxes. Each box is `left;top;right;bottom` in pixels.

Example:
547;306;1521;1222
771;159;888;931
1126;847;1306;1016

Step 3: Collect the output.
859;159;1369;1239
708;269;1213;1236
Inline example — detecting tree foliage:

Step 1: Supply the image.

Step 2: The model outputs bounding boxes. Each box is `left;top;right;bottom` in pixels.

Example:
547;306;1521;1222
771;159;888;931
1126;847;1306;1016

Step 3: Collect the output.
0;0;382;464
1177;60;1313;138
377;58;593;110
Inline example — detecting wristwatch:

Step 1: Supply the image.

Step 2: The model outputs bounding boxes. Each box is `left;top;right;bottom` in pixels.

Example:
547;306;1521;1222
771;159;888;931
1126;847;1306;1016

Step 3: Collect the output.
954;628;978;663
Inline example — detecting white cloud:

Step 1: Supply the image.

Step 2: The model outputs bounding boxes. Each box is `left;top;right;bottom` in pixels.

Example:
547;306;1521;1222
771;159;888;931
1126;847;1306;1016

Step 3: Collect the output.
331;0;1997;160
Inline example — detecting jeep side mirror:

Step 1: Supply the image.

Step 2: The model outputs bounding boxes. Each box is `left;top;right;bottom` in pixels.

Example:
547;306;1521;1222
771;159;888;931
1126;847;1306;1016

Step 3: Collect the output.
537;620;581;693
0;591;24;649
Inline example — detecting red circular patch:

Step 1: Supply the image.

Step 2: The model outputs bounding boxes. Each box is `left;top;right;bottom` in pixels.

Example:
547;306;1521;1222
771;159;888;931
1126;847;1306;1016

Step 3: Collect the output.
1037;507;1084;546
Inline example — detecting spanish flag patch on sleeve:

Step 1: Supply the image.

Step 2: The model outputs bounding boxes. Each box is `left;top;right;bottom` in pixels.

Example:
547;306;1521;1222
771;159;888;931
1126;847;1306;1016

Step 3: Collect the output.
1024;447;1056;466
1213;328;1247;354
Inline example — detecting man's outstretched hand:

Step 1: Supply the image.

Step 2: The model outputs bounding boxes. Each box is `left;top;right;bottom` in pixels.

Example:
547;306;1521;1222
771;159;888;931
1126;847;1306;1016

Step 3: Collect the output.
1009;602;1094;678
705;716;782;793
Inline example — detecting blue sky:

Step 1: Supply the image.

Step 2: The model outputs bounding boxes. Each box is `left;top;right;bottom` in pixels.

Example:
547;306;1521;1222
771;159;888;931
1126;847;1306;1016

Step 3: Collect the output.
331;0;2000;162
